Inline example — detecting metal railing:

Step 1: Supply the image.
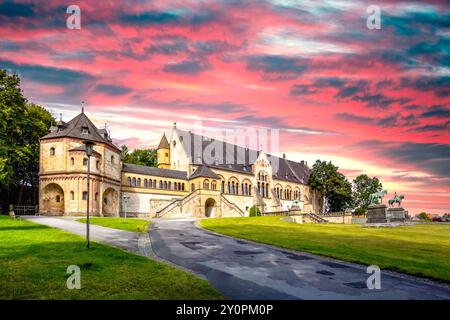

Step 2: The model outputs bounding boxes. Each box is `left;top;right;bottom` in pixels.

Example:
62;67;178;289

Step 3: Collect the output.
12;205;38;215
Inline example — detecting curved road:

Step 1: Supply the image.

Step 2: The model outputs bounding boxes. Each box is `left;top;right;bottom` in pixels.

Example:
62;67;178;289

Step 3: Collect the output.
23;216;450;300
150;219;450;300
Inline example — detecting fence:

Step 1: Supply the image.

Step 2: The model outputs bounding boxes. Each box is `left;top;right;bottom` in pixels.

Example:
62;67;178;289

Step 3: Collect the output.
260;210;289;216
11;205;38;215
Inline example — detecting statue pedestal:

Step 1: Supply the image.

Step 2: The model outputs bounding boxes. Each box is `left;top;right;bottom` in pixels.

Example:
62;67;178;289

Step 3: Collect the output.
387;207;406;222
366;204;387;223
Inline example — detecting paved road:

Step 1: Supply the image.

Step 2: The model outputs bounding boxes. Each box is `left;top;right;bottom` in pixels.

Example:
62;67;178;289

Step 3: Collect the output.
23;216;450;300
22;216;152;258
150;220;450;300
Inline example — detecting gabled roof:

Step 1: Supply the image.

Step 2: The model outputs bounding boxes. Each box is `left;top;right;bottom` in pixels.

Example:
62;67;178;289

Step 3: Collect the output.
189;165;221;180
174;128;310;183
158;133;170;149
123;163;188;180
41;111;119;152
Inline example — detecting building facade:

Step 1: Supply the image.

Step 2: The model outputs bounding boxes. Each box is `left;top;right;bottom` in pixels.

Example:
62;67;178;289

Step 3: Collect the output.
39;111;323;218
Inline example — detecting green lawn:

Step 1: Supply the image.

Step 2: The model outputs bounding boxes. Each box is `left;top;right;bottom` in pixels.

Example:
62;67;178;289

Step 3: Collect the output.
0;216;224;299
76;217;149;233
200;216;450;283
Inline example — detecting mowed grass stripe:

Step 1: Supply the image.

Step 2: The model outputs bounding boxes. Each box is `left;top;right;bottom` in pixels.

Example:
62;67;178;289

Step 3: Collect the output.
76;217;150;233
0;216;224;300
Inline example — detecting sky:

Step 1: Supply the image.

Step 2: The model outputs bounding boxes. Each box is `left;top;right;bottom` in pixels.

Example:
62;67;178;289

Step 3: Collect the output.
0;0;449;214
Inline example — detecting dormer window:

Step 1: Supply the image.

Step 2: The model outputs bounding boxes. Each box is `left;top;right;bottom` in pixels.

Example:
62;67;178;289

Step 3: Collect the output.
81;122;89;135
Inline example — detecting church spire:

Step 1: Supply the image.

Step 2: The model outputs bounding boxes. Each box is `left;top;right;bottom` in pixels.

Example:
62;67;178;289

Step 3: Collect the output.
81;101;85;113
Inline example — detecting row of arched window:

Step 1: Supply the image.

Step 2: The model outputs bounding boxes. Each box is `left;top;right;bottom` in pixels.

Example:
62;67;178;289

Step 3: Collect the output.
67;191;99;201
127;177;185;191
50;147;116;165
274;187;300;200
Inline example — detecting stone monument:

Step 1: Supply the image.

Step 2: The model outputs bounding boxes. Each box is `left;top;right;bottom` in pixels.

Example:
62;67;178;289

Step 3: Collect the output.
366;190;388;223
386;192;407;222
366;190;409;226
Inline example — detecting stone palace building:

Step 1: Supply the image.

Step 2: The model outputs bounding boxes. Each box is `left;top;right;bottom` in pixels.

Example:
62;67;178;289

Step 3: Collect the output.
39;110;323;218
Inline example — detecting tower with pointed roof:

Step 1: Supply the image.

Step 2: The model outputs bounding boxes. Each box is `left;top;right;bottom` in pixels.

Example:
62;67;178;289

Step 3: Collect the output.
38;107;122;216
157;133;171;169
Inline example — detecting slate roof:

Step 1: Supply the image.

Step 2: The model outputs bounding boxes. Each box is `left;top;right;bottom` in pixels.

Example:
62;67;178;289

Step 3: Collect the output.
158;133;170;149
41;112;119;152
123;163;188;180
189;164;221;179
175;128;310;184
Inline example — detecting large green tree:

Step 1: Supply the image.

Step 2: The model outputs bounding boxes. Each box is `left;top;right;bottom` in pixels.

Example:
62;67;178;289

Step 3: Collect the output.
352;174;383;215
308;160;353;213
121;146;157;167
0;70;55;208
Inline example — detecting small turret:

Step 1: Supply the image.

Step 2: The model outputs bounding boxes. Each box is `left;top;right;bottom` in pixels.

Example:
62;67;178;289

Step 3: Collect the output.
157;133;170;169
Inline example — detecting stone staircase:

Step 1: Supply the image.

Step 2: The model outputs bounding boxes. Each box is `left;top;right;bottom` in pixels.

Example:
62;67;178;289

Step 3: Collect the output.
155;189;200;218
220;194;245;217
305;213;328;223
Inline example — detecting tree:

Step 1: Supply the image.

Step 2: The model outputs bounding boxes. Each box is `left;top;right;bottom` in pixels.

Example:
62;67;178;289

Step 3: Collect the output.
0;70;55;208
309;160;353;213
121;146;157;167
352;174;383;215
417;212;431;221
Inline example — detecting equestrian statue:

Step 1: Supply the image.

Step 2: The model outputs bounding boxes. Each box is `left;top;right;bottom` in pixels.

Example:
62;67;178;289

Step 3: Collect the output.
388;192;404;208
369;189;388;205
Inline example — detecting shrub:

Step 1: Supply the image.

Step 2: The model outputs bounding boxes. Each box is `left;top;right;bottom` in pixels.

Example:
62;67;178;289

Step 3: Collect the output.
417;212;431;221
249;205;261;217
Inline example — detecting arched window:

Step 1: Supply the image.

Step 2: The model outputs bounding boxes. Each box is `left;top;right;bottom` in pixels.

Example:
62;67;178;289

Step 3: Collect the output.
153;180;156;188
144;179;148;188
203;180;210;190
111;155;115;164
211;181;217;190
137;178;141;187
56;195;60;203
221;181;225;193
159;181;163;189
164;181;168;189
182;183;185;191
70;191;74;200
191;183;195;191
50;147;55;156
82;191;88;200
70;157;74;166
95;192;98;201
96;160;100;170
132;177;136;187
127;177;131;186
83;158;88;166
227;182;231;194
168;181;171;190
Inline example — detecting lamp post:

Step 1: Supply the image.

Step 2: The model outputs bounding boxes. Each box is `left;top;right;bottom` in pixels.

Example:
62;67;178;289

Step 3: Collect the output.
83;140;95;249
122;195;130;220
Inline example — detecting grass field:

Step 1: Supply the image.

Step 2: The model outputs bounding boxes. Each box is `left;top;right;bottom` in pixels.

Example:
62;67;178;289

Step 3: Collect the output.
200;216;450;283
76;217;149;233
0;216;224;299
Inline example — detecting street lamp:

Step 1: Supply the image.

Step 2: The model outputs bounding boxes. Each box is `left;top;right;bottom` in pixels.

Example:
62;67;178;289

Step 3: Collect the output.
122;195;130;220
83;140;95;249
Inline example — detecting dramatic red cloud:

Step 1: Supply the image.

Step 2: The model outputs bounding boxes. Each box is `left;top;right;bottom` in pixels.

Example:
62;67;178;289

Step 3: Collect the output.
0;0;449;214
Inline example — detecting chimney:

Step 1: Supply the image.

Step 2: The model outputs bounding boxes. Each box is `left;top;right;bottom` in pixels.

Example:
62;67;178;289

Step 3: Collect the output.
283;153;286;159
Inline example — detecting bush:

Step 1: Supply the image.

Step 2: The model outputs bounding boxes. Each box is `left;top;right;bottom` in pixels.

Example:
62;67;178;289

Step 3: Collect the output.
249;205;261;217
417;212;431;221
